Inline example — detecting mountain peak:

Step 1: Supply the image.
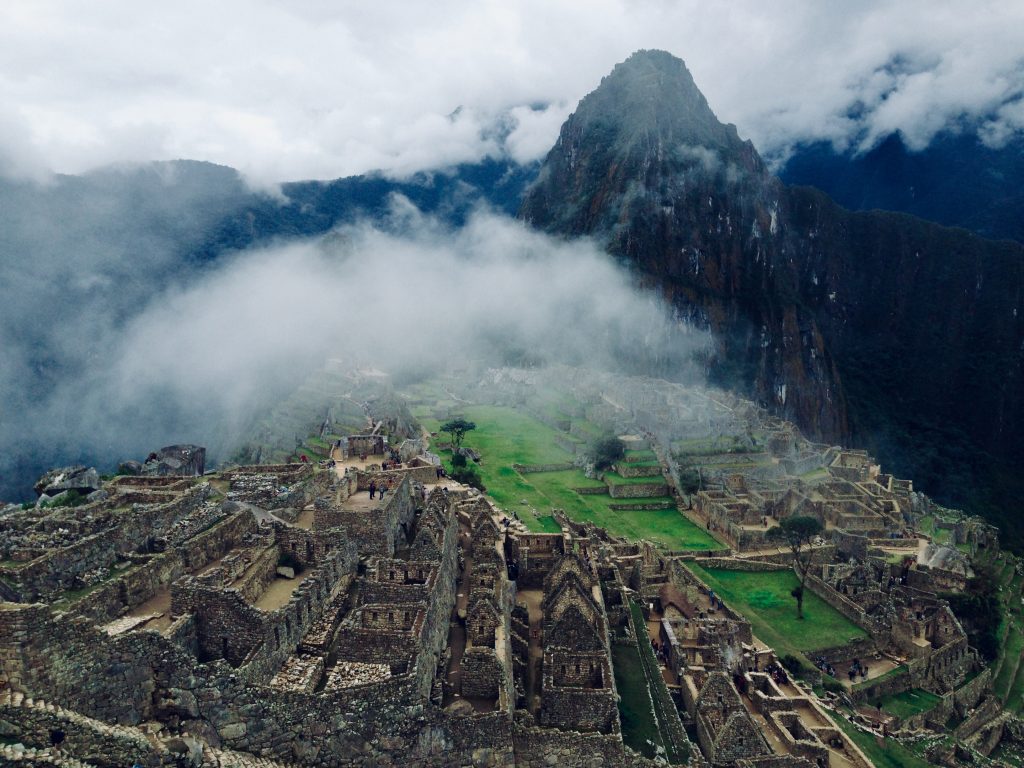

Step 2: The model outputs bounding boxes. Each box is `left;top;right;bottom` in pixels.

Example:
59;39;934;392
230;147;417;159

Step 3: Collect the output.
573;49;743;154
520;50;761;235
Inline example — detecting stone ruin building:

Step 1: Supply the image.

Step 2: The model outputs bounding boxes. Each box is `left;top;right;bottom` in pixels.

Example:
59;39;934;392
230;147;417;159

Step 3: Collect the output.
0;366;1019;766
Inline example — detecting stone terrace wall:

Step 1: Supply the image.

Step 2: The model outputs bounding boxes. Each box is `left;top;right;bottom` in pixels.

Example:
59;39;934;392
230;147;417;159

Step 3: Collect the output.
171;544;355;674
314;474;415;556
607;482;668;499
356;464;438;489
462;647;504;699
221;463;312;484
951;667;991;716
0;597;519;766
9;484;213;602
513;462;575;474
849;667;912;704
690;558;789;572
512;721;659;768
0;694;168;768
804;573;886;637
614;463;663;479
68;511;259;625
72;511;260;625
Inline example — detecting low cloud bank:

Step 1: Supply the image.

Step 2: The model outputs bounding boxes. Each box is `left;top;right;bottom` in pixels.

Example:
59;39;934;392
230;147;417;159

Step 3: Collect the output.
0;202;708;499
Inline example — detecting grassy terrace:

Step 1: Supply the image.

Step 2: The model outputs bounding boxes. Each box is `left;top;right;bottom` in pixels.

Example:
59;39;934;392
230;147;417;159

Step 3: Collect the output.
990;551;1024;710
612;642;664;758
603;471;667;486
877;688;941;719
685;564;867;656
415;402;723;550
833;713;934;768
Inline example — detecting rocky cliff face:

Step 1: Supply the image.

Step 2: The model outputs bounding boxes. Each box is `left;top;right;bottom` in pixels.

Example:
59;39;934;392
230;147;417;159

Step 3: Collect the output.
522;50;1024;544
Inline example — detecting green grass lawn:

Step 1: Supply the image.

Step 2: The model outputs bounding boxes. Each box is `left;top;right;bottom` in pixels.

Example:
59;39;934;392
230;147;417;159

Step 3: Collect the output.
833;712;935;768
428;405;572;466
423;404;723;550
686;564;868;653
878;689;942;719
612;642;664;759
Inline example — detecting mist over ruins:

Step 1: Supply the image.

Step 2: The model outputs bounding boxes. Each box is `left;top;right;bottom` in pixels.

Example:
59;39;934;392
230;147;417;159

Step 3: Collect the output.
1;7;1024;768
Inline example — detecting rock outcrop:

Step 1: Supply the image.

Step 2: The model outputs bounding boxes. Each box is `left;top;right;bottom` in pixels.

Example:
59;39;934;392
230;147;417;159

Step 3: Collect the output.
33;466;101;498
142;445;206;477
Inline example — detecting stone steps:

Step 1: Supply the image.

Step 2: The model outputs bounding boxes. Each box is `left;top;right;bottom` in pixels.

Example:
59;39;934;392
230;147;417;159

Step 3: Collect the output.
0;689;161;754
205;745;297;768
0;742;95;766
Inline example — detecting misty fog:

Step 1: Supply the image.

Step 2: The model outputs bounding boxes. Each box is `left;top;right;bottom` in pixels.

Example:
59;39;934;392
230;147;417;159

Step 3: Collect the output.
0;193;708;501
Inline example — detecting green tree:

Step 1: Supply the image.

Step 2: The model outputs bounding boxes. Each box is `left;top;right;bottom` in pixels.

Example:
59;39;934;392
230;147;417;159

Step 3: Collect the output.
767;515;824;620
440;418;476;455
591;433;625;470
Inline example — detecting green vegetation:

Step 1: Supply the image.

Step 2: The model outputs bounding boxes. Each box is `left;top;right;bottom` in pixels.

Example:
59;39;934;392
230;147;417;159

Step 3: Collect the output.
449;462;485;491
422;404;722;550
420;406;570;466
612;642;664;758
628;602;689;763
995;622;1024;701
440;417;476;455
942;562;1001;662
766;515;825;619
686;564;867;653
877;689;941;719
832;712;935;768
590;433;625;470
39;489;89;509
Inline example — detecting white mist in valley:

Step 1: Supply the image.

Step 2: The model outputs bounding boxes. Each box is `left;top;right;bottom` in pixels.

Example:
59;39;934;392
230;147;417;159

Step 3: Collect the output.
0;199;709;499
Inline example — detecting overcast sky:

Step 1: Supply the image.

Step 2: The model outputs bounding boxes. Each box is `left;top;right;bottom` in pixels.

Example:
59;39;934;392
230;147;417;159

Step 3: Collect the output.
1;0;1022;184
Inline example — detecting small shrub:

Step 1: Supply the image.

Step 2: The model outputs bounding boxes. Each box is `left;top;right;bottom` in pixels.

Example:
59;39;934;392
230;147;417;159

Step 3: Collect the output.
678;461;701;494
780;654;803;677
450;464;485;491
590;433;625;471
822;676;845;694
40;489;89;509
451;452;467;468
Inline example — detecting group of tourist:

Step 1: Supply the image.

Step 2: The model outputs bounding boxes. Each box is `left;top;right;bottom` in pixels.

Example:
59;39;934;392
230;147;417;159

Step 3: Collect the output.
813;656;839;678
763;660;790;685
847;658;870;682
367;480;389;500
706;588;724;611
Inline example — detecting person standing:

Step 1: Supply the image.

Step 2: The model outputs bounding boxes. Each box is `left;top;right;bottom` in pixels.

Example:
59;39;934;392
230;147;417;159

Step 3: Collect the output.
369;480;376;500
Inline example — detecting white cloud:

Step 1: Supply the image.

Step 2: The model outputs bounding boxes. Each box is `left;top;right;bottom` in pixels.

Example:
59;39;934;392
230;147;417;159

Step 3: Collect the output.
0;1;1022;182
0;204;710;497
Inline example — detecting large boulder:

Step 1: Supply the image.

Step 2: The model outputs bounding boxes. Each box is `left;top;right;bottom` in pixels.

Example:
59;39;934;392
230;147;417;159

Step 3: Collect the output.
142;445;206;477
117;459;143;475
33;465;101;497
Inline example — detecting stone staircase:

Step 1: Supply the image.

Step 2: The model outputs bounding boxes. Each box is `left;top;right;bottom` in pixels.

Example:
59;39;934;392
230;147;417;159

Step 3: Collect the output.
0;742;96;766
0;688;165;763
204;745;297;768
